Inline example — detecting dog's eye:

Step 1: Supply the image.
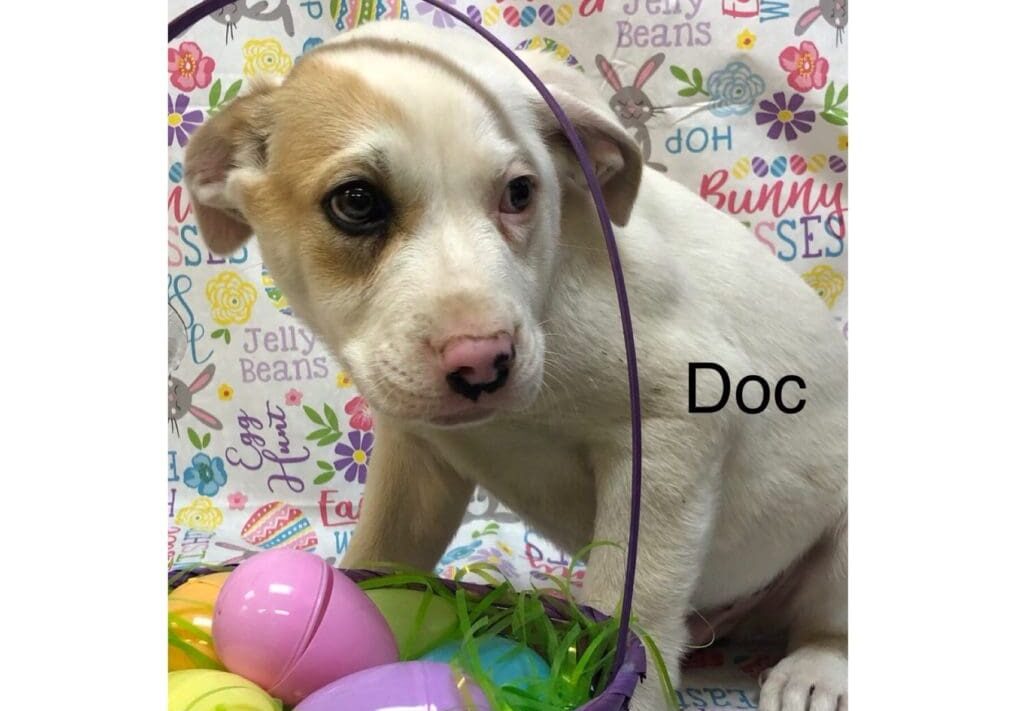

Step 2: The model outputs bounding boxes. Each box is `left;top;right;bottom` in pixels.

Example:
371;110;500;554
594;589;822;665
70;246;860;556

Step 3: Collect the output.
323;180;391;235
500;176;535;214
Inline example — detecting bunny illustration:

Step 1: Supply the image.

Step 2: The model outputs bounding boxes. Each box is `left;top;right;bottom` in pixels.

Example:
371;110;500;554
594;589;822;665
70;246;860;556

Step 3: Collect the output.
795;0;847;46
211;0;296;43
596;53;668;173
170;364;224;435
169;304;223;434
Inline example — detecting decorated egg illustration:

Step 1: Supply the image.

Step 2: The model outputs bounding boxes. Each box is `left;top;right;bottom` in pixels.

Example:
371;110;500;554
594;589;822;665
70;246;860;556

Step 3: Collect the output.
241;501;318;553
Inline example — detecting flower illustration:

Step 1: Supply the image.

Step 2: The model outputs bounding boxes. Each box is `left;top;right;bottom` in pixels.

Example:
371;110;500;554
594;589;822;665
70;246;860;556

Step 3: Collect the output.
284;388;303;406
417;0;457;27
169;41;215;92
706;62;766;117
183;453;229;497
755;92;815;141
736;29;756;51
242;38;293;78
838;134;848;151
227;491;248;511
175;497;224;532
333;430;374;484
336;371;353;388
439;539;482;566
802;265;845;309
206;271;258;325
218;383;234;401
168;94;203;147
779;41;829;92
344;395;373;431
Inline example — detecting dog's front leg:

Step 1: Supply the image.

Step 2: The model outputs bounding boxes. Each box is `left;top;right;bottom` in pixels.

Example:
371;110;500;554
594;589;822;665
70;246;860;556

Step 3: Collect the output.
581;421;724;711
758;518;847;711
341;420;473;572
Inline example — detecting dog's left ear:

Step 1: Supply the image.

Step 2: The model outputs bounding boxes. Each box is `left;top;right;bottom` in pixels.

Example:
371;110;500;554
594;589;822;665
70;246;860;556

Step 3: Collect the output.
524;59;643;226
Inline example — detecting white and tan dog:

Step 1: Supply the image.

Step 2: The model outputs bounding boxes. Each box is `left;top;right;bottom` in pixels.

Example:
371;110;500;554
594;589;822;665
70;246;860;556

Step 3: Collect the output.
185;20;847;711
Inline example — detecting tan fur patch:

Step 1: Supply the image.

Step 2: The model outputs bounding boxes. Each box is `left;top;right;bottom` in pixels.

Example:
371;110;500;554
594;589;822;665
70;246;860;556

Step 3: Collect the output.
242;57;420;288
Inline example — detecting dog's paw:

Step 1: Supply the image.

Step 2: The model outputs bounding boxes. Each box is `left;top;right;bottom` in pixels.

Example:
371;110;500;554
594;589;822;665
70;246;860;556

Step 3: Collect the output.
758;646;847;711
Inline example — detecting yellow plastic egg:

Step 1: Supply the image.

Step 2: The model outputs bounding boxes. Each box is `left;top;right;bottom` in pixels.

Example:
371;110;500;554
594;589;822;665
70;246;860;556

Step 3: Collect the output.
168;572;231;671
169;669;280;711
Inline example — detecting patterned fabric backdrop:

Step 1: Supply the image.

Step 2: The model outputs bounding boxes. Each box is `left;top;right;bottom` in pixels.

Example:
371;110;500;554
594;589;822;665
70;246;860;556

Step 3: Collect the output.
167;1;846;702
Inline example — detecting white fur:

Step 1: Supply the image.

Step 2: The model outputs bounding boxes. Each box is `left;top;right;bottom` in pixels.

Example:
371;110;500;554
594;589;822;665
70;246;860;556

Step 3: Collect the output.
187;20;847;710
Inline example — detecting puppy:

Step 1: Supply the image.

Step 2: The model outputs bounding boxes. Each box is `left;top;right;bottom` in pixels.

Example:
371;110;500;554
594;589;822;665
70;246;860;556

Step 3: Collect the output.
185;20;847;711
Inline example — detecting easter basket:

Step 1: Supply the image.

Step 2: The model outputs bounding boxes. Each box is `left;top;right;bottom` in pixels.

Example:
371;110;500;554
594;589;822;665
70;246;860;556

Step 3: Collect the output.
169;1;651;708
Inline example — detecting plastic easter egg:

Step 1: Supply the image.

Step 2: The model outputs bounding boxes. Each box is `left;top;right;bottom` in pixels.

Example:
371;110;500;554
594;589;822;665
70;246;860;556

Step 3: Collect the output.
364;588;459;659
422;636;551;691
504;5;520;26
790;154;807;175
214;549;399;705
241;501;317;552
539;4;555;24
807;153;828;172
751;157;768;178
556;3;573;24
520;5;537;26
483;5;500;25
294;661;491;711
168;669;280;711
169;572;231;671
466;4;481;23
829;154;847;173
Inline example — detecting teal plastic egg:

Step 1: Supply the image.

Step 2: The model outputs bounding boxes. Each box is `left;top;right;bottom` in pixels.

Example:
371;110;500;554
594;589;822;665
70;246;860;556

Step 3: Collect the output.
421;636;551;691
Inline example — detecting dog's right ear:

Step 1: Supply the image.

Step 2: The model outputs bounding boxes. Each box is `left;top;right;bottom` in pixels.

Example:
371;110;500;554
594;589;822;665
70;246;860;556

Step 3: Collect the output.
183;77;279;255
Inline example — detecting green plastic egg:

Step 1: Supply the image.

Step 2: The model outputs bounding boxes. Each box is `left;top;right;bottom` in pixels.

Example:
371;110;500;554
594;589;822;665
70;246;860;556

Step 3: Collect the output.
365;588;459;660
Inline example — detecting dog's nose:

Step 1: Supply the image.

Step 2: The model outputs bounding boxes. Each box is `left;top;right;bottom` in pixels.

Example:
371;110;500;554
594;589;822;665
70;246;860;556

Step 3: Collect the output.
441;332;515;401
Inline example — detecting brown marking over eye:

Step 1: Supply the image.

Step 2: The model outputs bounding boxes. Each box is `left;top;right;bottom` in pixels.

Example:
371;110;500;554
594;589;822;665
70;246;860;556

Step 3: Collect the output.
241;58;422;290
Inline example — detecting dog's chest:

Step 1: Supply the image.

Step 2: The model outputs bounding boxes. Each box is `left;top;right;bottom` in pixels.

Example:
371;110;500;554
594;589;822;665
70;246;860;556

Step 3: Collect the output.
426;424;596;552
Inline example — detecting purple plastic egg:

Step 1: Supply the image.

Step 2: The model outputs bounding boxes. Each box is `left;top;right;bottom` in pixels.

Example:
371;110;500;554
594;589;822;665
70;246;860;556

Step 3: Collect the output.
294;661;492;711
466;5;481;23
751;157;768;177
213;549;398;705
829;155;847;173
539;4;555;24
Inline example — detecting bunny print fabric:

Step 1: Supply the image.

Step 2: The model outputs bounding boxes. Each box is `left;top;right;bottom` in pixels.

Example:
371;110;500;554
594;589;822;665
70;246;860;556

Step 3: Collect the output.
167;1;846;704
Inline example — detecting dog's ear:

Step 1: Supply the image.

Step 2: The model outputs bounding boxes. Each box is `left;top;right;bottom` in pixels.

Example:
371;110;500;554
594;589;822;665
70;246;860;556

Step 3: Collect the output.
183;76;279;255
523;57;643;226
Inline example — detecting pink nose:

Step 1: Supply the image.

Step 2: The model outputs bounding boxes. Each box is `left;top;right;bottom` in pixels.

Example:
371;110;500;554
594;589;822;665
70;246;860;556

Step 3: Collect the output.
440;332;515;401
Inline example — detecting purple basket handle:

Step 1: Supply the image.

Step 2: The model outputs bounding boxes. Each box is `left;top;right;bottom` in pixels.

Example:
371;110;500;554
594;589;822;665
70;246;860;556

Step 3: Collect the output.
169;0;644;684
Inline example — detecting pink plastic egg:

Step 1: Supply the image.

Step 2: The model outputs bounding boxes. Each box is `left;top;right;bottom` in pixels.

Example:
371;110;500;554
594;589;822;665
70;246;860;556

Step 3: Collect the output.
294;661;491;711
213;549;398;705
